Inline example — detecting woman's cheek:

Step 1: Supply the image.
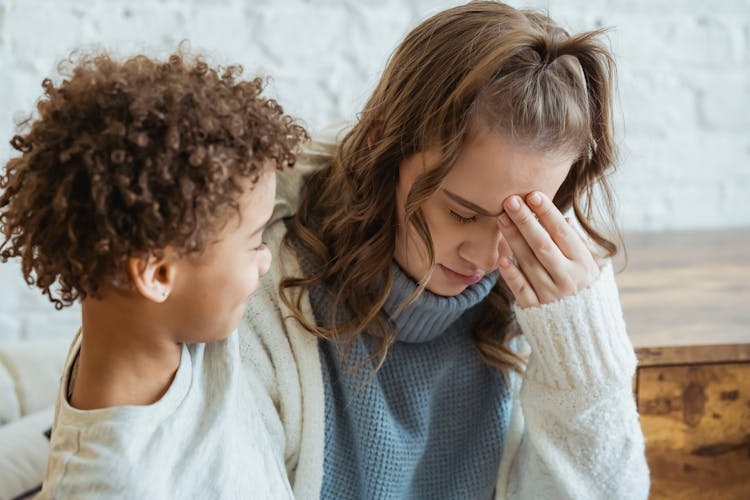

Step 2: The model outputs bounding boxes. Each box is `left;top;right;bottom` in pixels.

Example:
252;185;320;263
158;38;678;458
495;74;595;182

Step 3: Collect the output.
424;208;452;253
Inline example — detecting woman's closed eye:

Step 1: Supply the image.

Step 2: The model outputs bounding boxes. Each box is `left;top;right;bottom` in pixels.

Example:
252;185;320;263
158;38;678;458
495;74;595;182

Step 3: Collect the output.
449;210;477;224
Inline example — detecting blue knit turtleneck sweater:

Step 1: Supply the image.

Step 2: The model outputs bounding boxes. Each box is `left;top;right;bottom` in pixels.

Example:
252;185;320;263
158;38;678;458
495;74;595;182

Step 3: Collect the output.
303;253;510;499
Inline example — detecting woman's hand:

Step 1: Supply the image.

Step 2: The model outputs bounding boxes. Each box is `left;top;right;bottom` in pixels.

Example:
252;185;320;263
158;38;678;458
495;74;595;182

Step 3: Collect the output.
496;191;600;308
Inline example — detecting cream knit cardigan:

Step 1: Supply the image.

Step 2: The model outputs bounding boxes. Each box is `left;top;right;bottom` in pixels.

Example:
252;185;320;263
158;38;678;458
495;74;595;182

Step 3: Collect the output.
238;135;650;500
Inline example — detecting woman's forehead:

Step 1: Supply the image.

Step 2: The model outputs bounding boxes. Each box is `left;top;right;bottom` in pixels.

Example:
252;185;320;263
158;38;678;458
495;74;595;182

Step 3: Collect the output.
440;135;574;204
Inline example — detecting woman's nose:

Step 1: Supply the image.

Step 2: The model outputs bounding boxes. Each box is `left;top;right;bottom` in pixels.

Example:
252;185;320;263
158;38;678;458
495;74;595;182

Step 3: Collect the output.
459;220;503;272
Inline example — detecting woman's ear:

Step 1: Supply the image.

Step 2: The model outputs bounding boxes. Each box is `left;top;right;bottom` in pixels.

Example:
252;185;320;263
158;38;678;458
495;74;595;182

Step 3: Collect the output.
127;249;177;304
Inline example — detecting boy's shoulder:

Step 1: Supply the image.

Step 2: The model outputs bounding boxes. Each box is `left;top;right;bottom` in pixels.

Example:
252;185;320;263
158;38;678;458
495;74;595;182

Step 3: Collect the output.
272;122;350;225
43;334;292;497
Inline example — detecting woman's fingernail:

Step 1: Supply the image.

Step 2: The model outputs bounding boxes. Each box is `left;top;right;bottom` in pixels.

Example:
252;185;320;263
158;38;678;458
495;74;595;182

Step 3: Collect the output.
529;192;542;206
499;256;511;268
507;196;521;211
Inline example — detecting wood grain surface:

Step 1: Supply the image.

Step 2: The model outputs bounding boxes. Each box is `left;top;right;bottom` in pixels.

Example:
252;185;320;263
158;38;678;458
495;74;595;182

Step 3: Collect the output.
637;363;750;500
618;229;750;499
616;229;750;357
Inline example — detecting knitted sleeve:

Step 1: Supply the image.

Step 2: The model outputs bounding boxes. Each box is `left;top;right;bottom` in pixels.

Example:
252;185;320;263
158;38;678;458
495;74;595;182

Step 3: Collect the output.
237;144;333;499
496;261;650;499
238;219;326;500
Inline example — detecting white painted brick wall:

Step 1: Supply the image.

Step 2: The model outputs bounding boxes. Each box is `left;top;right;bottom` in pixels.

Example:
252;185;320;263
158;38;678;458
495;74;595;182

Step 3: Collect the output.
0;0;749;342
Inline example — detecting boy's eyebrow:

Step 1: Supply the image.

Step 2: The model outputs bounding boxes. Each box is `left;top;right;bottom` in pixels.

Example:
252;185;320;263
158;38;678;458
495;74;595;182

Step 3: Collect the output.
249;214;273;237
442;189;504;217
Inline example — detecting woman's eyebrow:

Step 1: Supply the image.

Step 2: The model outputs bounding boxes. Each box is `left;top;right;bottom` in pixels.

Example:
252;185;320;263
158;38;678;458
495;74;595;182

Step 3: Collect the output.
442;189;504;217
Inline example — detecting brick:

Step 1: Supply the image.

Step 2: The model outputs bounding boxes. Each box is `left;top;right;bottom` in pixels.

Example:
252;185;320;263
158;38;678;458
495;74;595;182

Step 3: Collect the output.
0;2;6;49
5;2;88;62
180;3;256;65
614;178;726;231
721;178;750;227
609;14;743;69
694;73;750;129
617;67;699;133
601;0;750;15
1;0;750;345
614;129;750;230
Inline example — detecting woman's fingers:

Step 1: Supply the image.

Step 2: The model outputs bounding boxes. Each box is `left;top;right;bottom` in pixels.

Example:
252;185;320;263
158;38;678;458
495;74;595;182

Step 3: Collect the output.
523;191;589;263
498;255;539;308
498;209;558;303
524;192;600;284
497;192;601;305
497;234;513;262
502;194;568;269
500;195;573;294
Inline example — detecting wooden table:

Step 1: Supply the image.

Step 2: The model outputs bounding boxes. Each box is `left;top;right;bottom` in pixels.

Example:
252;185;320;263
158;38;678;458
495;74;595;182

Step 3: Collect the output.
616;229;750;500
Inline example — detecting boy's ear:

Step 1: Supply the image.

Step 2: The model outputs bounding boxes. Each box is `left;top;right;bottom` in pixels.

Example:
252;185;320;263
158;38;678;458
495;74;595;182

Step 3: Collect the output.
127;249;177;304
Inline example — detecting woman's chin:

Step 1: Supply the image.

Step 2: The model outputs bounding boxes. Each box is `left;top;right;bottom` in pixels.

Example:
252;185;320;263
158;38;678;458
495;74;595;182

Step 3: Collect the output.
424;277;469;297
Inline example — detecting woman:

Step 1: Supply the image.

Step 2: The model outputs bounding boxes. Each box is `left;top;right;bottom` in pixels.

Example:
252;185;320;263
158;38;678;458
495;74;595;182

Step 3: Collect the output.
240;2;649;498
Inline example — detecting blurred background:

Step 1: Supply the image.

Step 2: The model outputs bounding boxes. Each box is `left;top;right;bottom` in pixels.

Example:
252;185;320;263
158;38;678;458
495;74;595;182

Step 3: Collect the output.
0;0;748;341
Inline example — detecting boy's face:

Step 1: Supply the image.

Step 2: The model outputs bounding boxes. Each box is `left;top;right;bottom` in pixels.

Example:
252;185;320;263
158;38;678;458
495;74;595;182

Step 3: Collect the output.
166;170;275;342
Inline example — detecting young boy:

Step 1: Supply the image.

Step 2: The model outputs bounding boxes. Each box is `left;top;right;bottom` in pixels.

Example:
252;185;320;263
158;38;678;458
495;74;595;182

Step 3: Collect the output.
0;50;306;497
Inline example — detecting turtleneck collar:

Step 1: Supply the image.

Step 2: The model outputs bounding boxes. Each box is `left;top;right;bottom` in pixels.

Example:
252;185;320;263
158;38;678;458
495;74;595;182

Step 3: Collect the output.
383;263;498;344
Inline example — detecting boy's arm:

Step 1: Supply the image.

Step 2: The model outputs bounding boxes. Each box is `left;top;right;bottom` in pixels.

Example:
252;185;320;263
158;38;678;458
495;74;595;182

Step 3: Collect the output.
496;261;650;499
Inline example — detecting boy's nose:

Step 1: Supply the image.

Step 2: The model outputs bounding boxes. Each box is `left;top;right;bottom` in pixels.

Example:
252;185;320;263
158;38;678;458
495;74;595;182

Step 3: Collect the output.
259;247;272;276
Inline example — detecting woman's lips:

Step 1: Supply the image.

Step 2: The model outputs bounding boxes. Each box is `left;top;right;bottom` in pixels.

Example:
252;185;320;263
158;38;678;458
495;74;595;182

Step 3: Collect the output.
439;264;483;286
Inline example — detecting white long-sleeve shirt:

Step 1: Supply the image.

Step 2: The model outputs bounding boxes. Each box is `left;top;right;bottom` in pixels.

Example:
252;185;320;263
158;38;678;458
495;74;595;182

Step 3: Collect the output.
39;332;294;499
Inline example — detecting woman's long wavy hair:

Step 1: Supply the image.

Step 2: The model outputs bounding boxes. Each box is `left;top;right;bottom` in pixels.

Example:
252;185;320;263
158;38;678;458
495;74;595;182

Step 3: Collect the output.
281;1;620;375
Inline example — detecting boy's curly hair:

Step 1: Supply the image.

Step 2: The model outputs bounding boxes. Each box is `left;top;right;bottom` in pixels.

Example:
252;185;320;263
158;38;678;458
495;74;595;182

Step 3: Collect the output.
0;50;308;309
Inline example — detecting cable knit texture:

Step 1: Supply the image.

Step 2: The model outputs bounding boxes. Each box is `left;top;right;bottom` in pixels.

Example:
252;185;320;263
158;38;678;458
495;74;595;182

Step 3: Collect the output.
238;130;650;500
500;262;648;499
514;261;637;392
296;247;510;499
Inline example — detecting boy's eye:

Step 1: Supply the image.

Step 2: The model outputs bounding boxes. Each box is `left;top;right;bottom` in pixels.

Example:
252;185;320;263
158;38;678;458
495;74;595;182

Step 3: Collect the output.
252;242;267;251
449;210;477;224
